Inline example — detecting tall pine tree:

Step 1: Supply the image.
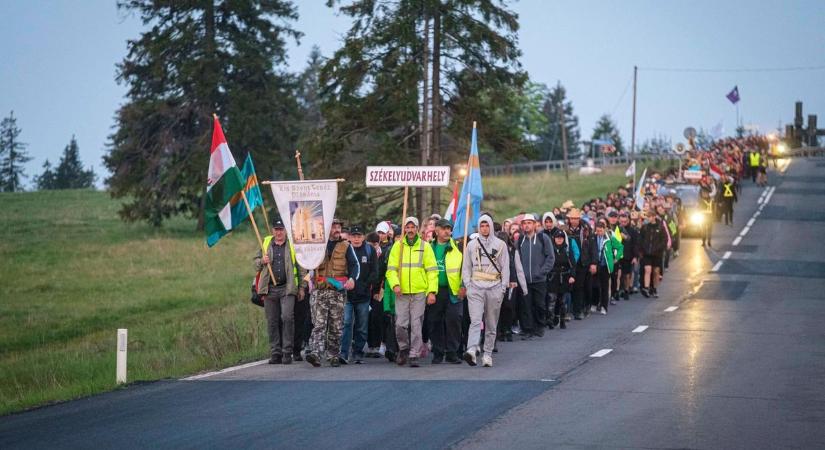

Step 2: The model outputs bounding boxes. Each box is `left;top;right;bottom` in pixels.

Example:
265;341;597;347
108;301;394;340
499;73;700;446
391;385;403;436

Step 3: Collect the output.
591;114;624;156
536;81;581;161
51;136;96;189
35;160;56;190
105;0;301;227
314;0;525;223
0;111;32;192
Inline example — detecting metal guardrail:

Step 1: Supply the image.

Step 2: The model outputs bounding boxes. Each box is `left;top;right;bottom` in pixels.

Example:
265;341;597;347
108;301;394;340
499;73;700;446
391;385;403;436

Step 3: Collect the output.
787;146;825;157
484;153;681;176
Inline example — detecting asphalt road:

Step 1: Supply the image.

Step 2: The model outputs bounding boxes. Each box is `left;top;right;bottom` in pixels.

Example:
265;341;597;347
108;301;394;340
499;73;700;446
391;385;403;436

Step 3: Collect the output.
3;157;824;449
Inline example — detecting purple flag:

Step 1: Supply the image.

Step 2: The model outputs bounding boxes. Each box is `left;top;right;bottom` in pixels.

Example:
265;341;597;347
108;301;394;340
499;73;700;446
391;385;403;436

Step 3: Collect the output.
726;86;740;104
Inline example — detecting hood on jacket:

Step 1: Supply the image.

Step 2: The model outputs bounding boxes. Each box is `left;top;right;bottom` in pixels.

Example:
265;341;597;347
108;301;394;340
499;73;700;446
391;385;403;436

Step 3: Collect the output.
478;214;493;229
542;212;556;227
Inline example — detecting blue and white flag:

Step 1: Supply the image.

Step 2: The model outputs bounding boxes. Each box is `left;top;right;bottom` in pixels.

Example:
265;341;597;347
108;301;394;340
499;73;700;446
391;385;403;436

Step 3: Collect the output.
453;125;484;239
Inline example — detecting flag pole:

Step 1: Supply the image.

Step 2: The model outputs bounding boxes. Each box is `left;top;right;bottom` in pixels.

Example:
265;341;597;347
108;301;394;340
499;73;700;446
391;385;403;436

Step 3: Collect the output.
254;171;272;233
241;190;277;285
462;121;477;250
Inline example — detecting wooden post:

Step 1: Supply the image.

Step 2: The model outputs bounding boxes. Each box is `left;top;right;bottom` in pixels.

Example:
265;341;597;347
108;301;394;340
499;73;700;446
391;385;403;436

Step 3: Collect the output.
398;185;409;288
295;150;305;181
241;190;277;284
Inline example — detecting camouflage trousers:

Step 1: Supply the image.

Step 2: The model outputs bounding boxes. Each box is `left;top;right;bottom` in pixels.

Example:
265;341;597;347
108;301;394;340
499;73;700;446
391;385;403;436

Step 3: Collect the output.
308;289;346;360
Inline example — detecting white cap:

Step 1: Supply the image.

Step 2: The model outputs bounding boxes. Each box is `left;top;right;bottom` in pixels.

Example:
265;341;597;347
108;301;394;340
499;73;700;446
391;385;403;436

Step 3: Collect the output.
375;221;391;234
404;216;419;228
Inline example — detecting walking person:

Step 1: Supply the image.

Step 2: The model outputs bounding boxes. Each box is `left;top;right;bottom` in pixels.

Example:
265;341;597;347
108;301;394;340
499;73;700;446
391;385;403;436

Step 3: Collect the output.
306;219;360;367
517;214;554;338
639;210;668;298
339;226;379;364
385;217;438;367
565;208;594;320
462;215;511;367
548;229;575;329
426;219;465;364
254;216;306;365
590;221;619;315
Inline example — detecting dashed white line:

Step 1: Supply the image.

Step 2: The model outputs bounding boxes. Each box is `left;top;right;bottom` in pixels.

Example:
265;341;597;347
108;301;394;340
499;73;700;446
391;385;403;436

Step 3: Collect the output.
541;379;556;382
722;251;732;259
711;261;724;272
590;349;613;358
739;226;751;237
753;211;760;218
732;236;742;246
632;325;649;333
664;306;679;312
182;359;269;381
747;218;756;227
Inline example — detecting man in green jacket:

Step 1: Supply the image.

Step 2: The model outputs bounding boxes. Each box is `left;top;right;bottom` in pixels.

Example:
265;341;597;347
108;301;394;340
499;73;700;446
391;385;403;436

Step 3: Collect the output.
427;219;465;364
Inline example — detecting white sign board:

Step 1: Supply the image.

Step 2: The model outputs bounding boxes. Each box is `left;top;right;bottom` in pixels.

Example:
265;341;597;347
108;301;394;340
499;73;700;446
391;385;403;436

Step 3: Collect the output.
366;166;450;187
268;180;338;270
683;169;703;181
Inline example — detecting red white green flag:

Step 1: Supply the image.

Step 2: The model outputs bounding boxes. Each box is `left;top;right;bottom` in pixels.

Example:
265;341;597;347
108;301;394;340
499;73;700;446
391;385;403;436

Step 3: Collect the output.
205;115;245;247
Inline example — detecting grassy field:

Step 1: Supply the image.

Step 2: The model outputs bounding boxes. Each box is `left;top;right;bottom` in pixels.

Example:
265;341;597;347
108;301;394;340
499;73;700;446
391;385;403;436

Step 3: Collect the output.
0;162;678;415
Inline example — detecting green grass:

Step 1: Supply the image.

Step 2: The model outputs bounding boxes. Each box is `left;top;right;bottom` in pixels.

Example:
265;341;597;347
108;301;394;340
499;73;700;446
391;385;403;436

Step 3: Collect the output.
0;162;679;414
484;160;677;219
0;190;267;415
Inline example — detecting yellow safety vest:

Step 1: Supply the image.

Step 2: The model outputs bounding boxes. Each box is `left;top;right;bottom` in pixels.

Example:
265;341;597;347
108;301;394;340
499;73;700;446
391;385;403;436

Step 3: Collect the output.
261;235;299;286
723;183;734;198
749;152;760;167
433;238;463;296
386;235;439;295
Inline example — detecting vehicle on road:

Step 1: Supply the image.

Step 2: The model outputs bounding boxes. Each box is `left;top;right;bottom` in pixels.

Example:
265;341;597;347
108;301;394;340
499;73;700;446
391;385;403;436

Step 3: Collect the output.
672;183;705;238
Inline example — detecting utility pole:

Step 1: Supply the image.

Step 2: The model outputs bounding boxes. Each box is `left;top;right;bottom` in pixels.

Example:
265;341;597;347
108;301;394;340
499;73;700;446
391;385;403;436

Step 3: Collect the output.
631;65;637;158
558;95;569;181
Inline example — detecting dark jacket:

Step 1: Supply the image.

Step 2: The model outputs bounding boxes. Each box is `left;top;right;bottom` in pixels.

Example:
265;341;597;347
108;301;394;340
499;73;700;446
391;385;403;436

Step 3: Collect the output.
640;220;668;256
518;232;555;284
548;241;575;294
566;223;594;267
619;225;639;262
348;243;379;303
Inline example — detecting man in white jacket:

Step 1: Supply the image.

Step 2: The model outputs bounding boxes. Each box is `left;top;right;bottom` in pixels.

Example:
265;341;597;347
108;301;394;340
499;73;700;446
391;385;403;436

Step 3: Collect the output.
462;214;511;367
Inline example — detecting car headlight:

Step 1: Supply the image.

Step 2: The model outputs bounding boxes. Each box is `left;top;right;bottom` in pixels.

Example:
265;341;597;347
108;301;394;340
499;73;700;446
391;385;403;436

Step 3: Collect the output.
690;211;704;226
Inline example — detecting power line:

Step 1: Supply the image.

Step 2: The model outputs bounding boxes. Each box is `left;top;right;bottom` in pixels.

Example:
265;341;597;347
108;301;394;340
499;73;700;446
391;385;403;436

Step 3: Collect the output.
639;65;825;73
609;73;633;119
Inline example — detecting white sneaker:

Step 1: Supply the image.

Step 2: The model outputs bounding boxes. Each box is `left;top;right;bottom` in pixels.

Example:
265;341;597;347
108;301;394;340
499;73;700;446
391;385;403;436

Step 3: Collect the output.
600;307;607;315
482;354;493;367
463;350;477;366
590;305;597;313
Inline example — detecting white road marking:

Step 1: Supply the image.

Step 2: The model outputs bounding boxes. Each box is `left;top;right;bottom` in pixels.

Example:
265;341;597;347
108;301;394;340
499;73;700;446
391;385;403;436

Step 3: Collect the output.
541;379;556;382
740;226;751;237
664;306;679;312
753;211;760;218
590;349;613;358
632;325;649;333
182;359;269;381
711;261;724;272
747;218;756;227
732;236;742;246
723;251;732;259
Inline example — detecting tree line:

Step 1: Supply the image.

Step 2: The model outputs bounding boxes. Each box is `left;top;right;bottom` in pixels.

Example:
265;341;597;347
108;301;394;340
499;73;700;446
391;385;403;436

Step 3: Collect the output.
0;111;96;192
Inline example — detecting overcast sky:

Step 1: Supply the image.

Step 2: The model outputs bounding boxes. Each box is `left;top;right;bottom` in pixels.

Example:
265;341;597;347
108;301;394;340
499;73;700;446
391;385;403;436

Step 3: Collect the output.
1;0;823;188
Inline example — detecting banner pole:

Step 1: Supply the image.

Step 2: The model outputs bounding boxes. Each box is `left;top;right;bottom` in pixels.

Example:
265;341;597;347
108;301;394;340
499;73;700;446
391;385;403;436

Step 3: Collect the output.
398;185;409;287
242;190;277;284
295;150;305;181
462;192;471;252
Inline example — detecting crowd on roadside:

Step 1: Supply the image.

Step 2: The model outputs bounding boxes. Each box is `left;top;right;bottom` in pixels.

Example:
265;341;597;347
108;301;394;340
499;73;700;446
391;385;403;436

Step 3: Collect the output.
251;135;771;369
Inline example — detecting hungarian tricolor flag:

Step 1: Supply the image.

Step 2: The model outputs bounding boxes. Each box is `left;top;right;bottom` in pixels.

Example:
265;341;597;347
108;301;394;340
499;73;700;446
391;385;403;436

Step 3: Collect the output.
205;116;245;247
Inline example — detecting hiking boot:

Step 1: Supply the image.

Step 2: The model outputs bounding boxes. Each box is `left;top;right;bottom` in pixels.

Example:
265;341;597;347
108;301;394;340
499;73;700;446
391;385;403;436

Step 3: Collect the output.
330;357;341;367
463;350;477;366
282;354;292;365
305;353;321;367
409;357;420;368
396;351;408;366
293;352;303;362
268;355;282;365
482;354;493;367
445;352;461;364
431;353;444;364
385;350;396;363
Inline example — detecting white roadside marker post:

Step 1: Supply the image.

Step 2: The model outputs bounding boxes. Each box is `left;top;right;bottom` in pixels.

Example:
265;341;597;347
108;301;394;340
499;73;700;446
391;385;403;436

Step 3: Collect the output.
117;329;128;384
